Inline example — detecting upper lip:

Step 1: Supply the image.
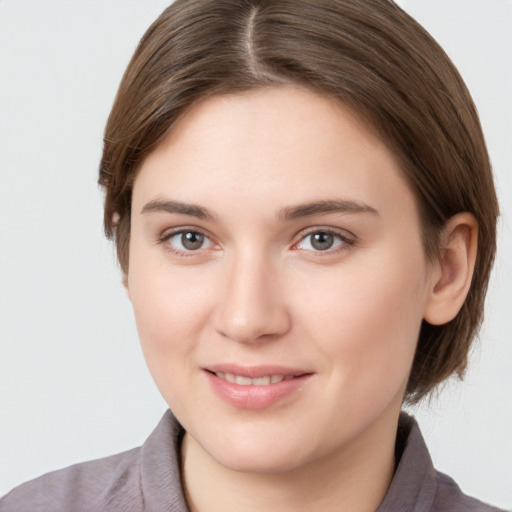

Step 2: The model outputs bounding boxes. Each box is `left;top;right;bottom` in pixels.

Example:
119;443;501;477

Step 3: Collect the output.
204;364;312;378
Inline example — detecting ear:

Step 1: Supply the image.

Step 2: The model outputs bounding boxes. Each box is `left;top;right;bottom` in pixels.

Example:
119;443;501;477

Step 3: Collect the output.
423;213;478;326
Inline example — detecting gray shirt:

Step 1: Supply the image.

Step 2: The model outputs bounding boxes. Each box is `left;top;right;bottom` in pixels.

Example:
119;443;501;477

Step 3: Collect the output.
0;411;505;511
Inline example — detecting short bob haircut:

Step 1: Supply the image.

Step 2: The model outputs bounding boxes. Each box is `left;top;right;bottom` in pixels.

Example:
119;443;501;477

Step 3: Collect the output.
99;0;498;403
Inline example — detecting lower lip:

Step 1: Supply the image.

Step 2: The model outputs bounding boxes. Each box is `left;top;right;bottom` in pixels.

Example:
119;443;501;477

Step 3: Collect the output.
204;371;313;409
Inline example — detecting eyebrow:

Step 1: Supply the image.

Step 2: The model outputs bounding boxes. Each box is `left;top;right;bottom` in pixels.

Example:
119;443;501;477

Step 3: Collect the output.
141;199;215;220
276;199;379;221
141;198;379;221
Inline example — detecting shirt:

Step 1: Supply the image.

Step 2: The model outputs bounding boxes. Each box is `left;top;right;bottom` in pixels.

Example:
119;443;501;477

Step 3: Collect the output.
0;410;506;511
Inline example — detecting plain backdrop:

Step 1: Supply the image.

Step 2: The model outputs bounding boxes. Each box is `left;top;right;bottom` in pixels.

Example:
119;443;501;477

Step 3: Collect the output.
0;0;511;507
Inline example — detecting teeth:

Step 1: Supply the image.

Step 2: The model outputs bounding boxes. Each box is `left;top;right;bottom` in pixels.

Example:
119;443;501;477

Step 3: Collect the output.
253;376;271;385
235;375;252;385
215;372;293;386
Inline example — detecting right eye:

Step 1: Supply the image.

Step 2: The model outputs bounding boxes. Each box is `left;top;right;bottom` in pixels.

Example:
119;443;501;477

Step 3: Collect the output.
161;229;217;254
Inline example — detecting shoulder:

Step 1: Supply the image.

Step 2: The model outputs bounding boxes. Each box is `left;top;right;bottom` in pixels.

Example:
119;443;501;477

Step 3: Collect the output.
0;447;142;512
378;413;507;512
433;470;507;512
0;410;188;512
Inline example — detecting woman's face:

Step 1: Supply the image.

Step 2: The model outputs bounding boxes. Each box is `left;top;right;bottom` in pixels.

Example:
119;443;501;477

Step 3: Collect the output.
128;87;435;473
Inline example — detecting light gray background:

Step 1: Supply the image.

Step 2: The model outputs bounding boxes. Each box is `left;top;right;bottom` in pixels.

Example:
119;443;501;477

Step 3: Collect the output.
0;0;511;507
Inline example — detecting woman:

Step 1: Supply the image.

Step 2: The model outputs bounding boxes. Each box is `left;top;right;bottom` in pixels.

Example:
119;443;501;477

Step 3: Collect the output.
0;0;507;510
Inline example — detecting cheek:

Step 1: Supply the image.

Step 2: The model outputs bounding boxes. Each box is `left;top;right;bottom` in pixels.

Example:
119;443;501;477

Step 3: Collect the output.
128;262;220;414
292;250;428;393
128;257;216;369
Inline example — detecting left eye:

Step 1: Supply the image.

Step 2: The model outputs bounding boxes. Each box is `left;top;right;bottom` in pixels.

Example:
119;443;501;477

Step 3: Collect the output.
295;231;349;252
165;230;215;252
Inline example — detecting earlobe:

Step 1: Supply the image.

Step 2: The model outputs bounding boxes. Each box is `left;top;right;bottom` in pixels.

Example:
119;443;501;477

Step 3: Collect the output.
423;213;478;326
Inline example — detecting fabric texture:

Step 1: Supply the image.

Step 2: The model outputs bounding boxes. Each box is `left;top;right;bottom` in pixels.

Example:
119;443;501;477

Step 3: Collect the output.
0;410;505;511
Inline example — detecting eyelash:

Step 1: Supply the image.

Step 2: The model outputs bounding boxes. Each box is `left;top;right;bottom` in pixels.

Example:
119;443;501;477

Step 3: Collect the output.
157;227;355;257
292;228;355;255
158;227;218;257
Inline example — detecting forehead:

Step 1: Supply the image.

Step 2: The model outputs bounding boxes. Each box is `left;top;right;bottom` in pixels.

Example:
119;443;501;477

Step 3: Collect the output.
132;87;418;223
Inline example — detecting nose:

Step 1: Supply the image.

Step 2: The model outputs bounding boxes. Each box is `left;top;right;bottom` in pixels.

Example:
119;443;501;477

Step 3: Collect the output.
213;251;291;344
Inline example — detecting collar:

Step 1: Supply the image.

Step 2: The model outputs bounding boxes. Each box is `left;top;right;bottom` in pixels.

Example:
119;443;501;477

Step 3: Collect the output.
376;413;437;511
138;410;437;512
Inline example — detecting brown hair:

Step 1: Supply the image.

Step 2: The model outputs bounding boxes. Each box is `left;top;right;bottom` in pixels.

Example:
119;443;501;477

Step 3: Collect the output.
99;0;498;402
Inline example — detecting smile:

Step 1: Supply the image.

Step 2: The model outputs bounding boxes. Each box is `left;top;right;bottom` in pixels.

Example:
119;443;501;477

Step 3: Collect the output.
204;366;313;409
214;372;295;386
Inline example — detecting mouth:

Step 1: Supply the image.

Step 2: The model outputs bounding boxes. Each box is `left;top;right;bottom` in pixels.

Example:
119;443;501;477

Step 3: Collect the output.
212;372;296;386
203;365;313;409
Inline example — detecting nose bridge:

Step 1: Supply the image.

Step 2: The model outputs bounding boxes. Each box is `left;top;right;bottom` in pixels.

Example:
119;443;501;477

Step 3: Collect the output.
214;246;289;343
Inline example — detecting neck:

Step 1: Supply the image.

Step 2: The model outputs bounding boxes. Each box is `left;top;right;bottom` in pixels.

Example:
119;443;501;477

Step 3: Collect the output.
181;409;400;512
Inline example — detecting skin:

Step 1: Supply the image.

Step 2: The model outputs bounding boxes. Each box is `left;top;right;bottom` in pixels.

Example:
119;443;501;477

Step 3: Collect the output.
126;87;477;512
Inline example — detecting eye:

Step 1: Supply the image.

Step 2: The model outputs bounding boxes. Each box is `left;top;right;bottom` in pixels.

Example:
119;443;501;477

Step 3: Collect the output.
161;229;216;254
295;230;352;253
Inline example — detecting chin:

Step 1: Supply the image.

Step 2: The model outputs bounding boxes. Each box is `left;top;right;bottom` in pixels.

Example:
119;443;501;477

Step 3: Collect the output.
215;447;308;475
199;425;321;475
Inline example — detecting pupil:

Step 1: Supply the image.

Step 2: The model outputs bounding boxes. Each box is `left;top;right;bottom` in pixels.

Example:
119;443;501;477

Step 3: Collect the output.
182;232;204;250
311;232;334;250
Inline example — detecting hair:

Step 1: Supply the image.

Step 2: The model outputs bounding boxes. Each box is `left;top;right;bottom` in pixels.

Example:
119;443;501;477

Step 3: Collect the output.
98;0;498;403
